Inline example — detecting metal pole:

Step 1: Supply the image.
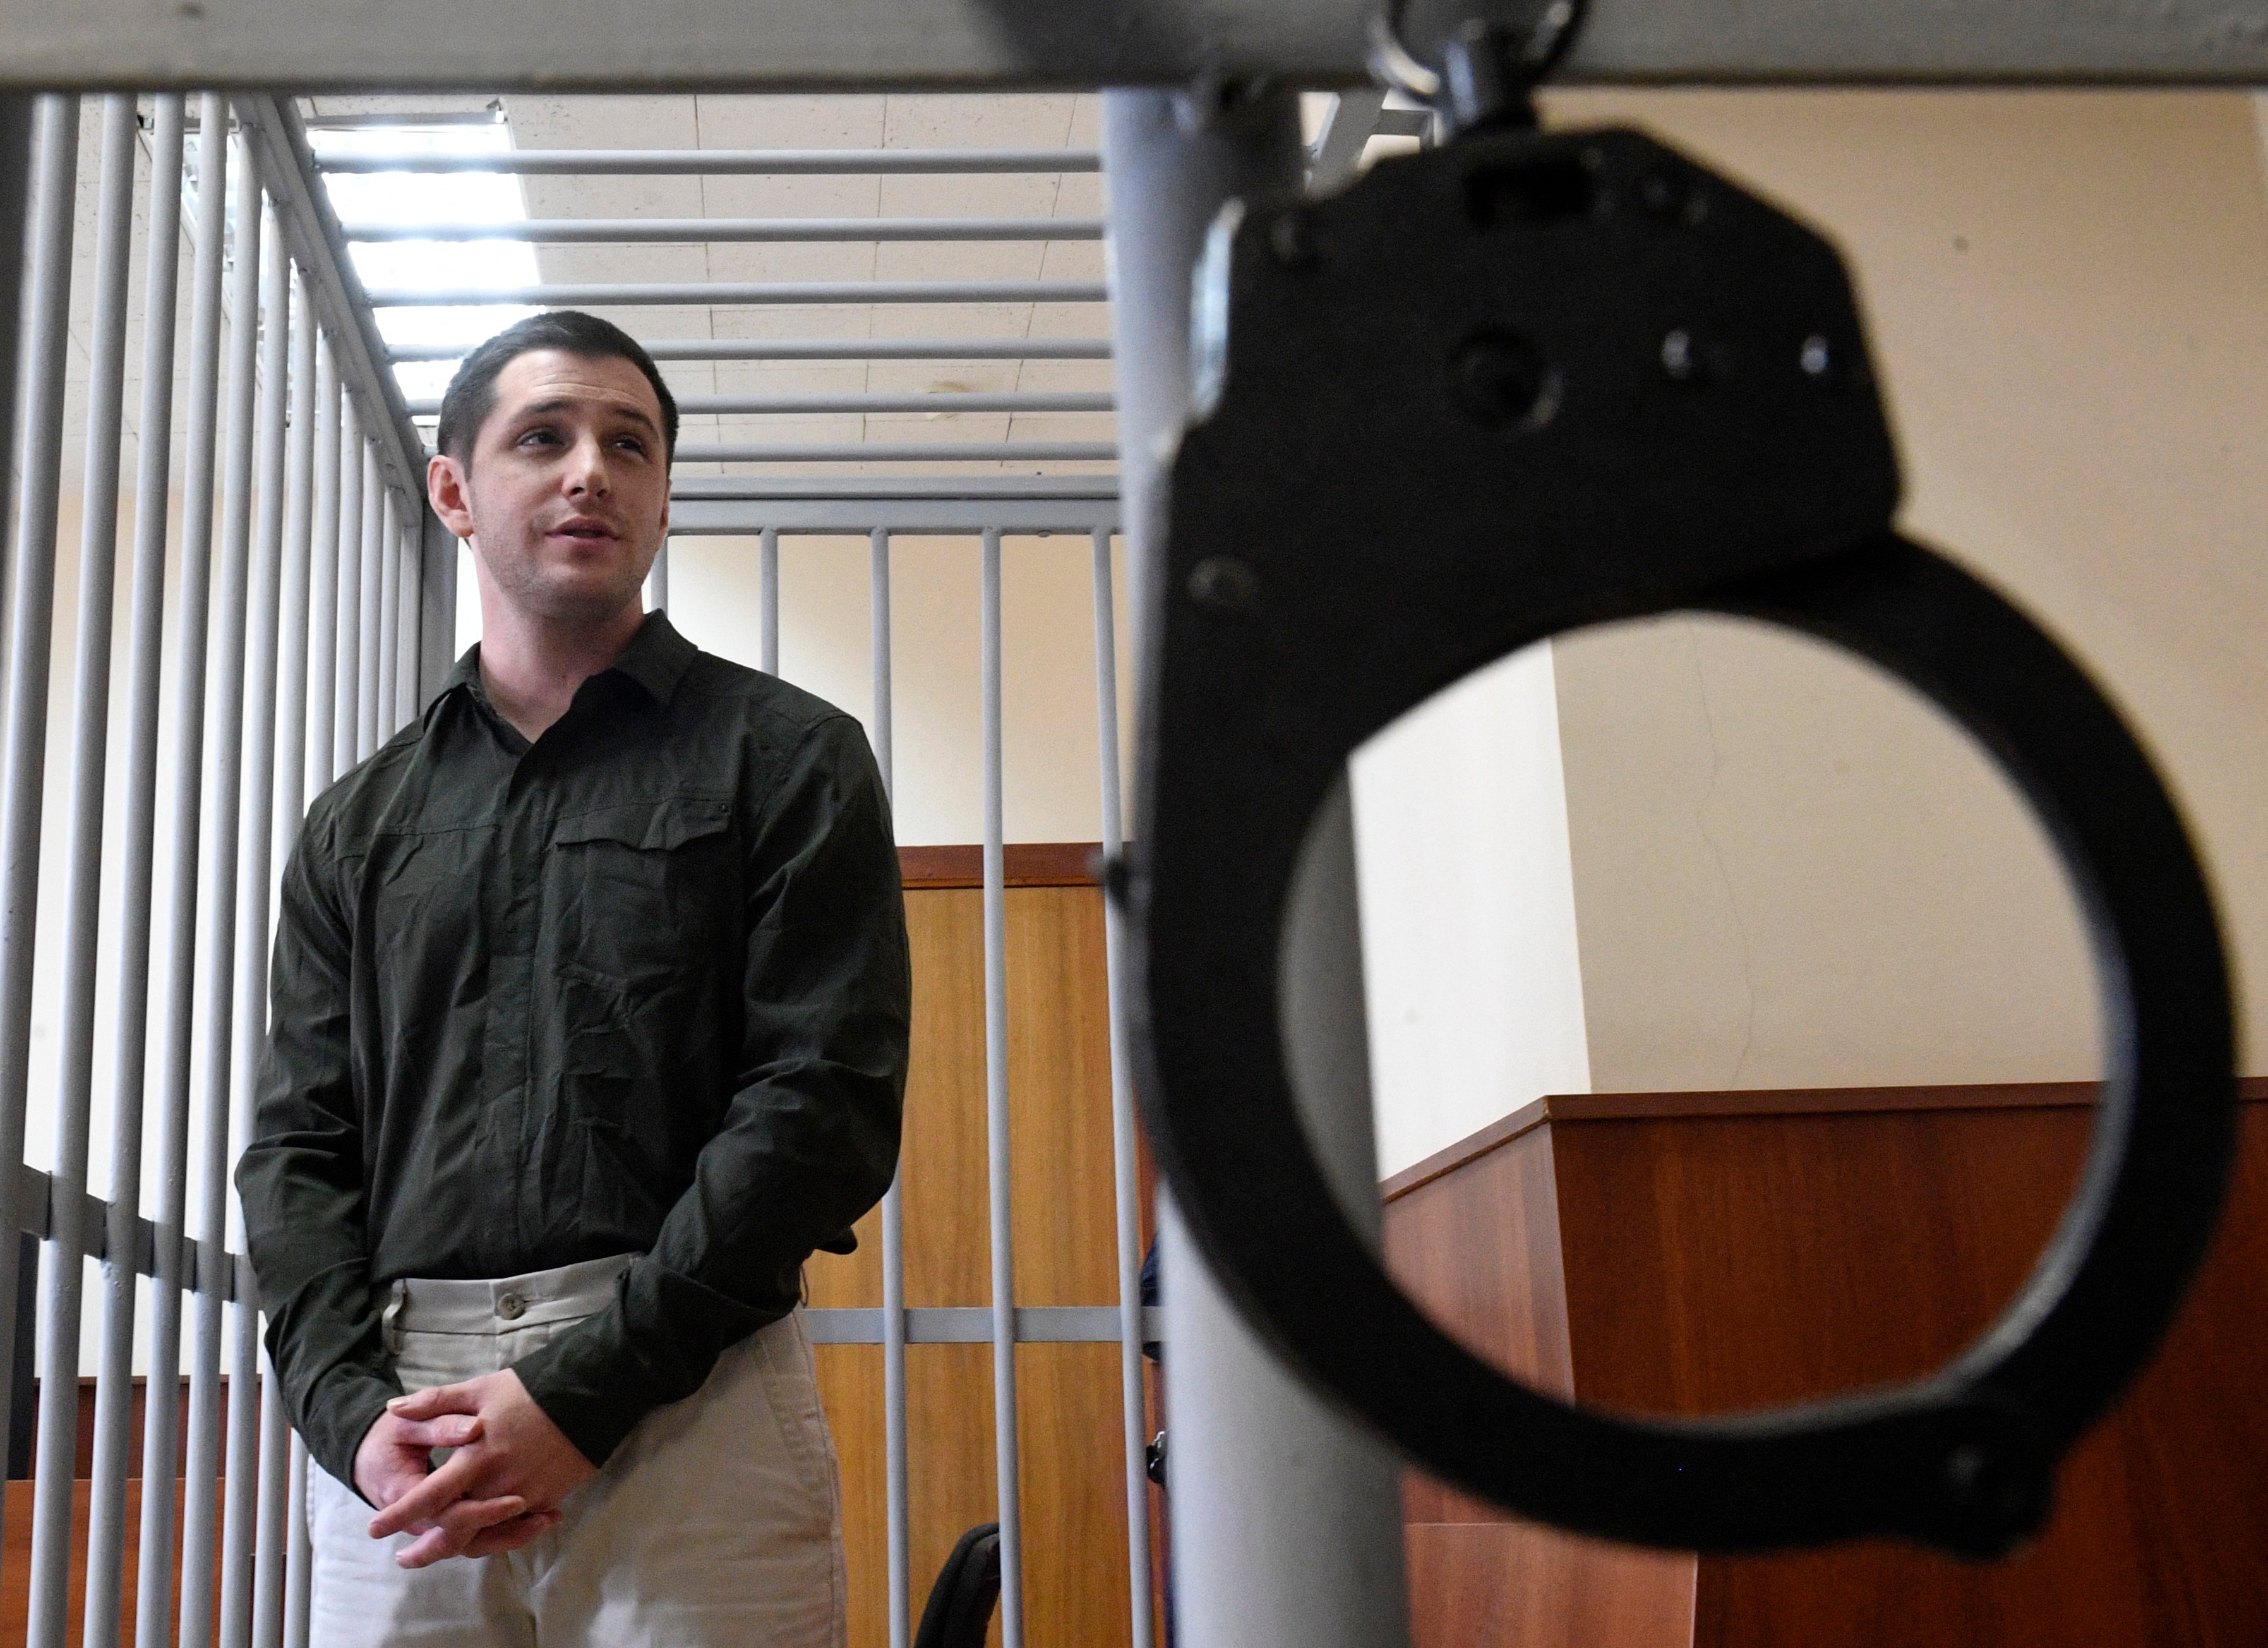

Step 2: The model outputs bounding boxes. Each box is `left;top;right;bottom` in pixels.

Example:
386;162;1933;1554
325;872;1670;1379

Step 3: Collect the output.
351;214;1107;243
282;1433;312;1648
249;1358;291;1648
870;527;910;1648
304;338;339;802
25;94;129;1648
0;94;78;1565
1100;85;1412;1648
364;277;1105;308
979;526;1026;1648
86;89;186;1648
759;528;779;675
671;442;1115;465
332;401;363;778
391;337;1113;364
179;130;266;1648
137;90;232;1648
644;541;671;615
322;147;1103;176
1091;526;1156;1648
394;508;421;728
376;490;399;738
357;456;381;758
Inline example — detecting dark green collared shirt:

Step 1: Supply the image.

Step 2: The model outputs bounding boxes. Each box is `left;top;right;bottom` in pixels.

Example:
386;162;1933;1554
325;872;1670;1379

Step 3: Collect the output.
238;613;910;1489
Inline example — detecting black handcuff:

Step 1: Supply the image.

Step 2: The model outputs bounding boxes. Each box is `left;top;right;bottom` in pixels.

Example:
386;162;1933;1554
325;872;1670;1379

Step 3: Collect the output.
1122;23;2237;1558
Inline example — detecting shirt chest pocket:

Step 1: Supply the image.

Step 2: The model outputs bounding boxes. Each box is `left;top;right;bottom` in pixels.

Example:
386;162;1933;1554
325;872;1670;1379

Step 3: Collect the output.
545;794;738;986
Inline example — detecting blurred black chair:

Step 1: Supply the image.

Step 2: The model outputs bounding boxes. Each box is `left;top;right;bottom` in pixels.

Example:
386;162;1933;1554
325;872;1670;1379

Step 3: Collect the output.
915;1521;1002;1648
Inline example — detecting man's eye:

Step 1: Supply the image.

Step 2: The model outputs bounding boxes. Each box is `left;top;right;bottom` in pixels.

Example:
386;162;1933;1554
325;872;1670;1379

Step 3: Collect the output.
613;436;649;455
517;428;558;447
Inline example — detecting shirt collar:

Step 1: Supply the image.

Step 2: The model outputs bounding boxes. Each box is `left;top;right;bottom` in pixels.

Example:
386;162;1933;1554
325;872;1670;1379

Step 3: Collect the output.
428;610;699;731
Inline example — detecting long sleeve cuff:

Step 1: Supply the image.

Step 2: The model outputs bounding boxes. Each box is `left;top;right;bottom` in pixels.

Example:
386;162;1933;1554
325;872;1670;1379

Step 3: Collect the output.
297;1364;404;1501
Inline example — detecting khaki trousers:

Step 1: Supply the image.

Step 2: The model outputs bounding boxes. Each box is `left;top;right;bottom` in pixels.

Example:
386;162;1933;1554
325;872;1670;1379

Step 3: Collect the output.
308;1256;848;1647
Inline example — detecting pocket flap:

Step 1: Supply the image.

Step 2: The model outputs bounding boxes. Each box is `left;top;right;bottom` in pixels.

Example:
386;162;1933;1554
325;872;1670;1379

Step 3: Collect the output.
553;795;732;852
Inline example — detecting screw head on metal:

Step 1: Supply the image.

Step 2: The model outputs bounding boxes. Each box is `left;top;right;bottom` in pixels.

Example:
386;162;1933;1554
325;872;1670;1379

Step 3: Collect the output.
1800;333;1835;380
1660;328;1700;382
1449;329;1561;431
1188;556;1260;612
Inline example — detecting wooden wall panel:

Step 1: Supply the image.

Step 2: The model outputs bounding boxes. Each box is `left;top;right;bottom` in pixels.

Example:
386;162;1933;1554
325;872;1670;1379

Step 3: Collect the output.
0;1479;215;1645
809;877;1137;1648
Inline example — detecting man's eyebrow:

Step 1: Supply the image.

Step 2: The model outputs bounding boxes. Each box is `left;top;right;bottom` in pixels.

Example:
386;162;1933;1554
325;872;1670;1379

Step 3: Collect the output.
511;397;661;436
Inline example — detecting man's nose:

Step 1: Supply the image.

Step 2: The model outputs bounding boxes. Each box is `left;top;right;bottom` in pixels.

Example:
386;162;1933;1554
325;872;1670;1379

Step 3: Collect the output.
562;433;613;496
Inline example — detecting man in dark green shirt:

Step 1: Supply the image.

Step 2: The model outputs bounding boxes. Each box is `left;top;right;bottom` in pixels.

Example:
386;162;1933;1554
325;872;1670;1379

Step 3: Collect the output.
239;311;909;1642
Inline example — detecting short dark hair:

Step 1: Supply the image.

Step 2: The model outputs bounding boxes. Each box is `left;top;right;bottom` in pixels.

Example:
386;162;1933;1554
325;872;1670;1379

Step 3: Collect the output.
436;310;678;467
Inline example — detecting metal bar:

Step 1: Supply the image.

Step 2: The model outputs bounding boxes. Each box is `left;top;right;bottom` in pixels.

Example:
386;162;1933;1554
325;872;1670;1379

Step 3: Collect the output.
325;147;1103;174
136;90;231;1648
759;529;779;675
179;131;267;1648
980;525;1026;1648
0;103;30;659
368;278;1106;308
279;279;317;867
26;94;126;1648
250;1359;291;1648
283;1433;312;1648
803;1305;1167;1344
397;508;422;726
357;457;383;759
332;404;363;778
410;390;1114;417
392;337;1111;364
417;506;459;703
306;340;340;798
644;541;671;615
9;2;2264;89
673;442;1115;464
234;95;427;502
670;499;1120;536
0;92;78;1570
376;491;400;737
219;207;292;1648
1093;524;1156;1648
869;526;911;1648
673;474;1119;500
87;90;185;1648
1101;85;1412;1648
349;215;1106;243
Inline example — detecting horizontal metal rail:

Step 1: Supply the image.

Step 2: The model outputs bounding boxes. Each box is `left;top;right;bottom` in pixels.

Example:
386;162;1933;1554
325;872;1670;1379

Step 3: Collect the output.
669;473;1119;500
368;278;1106;308
10;1163;247;1301
673;440;1115;462
671;496;1121;533
9;0;2265;89
806;1306;1162;1344
407;390;1112;417
390;337;1112;363
321;147;1102;174
346;215;1105;243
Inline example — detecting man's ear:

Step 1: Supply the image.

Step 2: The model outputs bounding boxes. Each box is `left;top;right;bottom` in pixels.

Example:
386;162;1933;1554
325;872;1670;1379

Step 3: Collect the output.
428;451;476;539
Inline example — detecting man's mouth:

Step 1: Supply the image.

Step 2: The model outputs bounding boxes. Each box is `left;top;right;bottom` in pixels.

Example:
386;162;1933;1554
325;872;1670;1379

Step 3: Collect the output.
550;519;619;543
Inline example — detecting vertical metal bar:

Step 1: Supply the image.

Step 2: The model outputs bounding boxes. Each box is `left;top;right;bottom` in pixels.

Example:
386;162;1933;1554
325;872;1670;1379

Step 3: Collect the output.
282;1433;312;1648
357;455;381;758
375;490;399;738
87;90;186;1648
979;526;1025;1648
759;527;779;675
331;402;363;778
416;510;458;706
25;93;129;1648
179;128;266;1648
214;195;290;1648
305;340;339;801
1091;527;1156;1648
1101;85;1412;1648
0;99;31;647
0;93;80;1564
395;507;420;727
645;538;671;614
249;1357;290;1648
138;89;232;1648
870;527;910;1648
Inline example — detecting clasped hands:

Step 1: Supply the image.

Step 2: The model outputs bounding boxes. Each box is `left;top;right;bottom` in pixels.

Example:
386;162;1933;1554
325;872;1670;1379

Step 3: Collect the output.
354;1369;598;1569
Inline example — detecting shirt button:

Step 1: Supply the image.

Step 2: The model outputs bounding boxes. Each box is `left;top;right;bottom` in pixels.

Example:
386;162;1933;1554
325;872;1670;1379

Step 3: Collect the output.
496;1293;526;1321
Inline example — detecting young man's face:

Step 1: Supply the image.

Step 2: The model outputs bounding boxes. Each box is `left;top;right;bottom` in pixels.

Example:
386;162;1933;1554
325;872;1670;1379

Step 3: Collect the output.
428;347;671;625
